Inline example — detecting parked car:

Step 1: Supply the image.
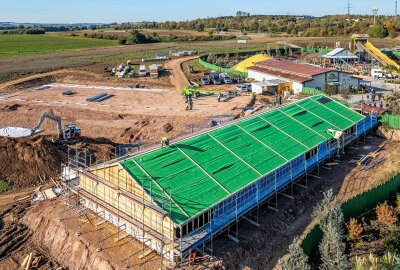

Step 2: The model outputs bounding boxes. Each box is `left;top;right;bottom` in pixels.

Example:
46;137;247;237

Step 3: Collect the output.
232;77;244;84
219;73;232;84
371;69;383;79
209;73;221;84
200;76;210;85
236;84;252;92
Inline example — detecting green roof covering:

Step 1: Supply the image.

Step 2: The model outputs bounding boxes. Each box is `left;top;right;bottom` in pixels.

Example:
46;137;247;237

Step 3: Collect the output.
120;95;364;225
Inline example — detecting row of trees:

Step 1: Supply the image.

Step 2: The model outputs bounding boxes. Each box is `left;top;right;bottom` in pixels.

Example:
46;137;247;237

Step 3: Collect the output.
0;27;45;35
86;30;236;45
280;190;347;270
115;15;400;38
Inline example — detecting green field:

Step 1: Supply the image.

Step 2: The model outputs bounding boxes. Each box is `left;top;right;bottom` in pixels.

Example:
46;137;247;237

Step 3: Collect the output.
0;34;118;57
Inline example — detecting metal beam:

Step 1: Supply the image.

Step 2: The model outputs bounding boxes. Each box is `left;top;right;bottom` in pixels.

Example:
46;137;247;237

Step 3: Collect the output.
131;159;191;218
257;116;310;149
207;133;263;176
277;108;327;140
173;145;232;195
295;103;342;130
308;97;356;124
234;124;288;162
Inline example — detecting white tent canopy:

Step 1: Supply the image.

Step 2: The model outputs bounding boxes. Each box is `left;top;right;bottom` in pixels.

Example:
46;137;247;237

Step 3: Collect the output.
322;48;358;60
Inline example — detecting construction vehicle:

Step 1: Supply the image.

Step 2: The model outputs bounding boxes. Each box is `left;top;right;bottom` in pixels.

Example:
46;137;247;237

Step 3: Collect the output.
32;112;81;144
188;64;195;74
181;86;220;97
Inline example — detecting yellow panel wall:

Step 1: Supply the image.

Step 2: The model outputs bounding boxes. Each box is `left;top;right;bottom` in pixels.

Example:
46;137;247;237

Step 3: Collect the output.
80;174;174;240
90;164;151;201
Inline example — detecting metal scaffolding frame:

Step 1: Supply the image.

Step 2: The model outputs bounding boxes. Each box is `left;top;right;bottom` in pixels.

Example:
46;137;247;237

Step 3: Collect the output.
59;112;378;269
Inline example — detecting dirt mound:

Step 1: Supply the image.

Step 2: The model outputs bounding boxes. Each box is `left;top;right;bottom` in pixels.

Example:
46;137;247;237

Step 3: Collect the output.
0;104;21;112
0;137;63;187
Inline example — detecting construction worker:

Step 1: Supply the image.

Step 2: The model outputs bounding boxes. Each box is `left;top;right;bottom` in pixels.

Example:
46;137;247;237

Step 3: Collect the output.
161;137;170;148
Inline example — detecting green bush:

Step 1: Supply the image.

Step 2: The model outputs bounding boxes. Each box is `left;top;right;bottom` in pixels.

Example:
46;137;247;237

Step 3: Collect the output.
0;180;12;193
383;228;400;254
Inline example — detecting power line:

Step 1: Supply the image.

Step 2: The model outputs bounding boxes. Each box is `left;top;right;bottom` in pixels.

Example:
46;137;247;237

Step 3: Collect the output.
345;0;353;15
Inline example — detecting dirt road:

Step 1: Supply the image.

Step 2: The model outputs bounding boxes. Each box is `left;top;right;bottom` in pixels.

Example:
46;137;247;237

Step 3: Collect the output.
164;56;198;91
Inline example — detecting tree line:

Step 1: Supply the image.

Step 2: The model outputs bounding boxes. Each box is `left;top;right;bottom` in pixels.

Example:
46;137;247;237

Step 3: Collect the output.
114;15;400;38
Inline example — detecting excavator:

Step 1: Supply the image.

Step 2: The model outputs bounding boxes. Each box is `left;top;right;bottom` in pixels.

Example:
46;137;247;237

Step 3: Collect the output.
181;85;220;96
181;85;237;110
32;112;82;144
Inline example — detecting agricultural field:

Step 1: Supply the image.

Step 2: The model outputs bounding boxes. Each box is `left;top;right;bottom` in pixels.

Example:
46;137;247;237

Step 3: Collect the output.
0;33;118;57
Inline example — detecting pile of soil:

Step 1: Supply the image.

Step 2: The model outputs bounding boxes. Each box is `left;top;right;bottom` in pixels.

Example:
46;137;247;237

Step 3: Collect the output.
0;137;63;187
0;104;21;112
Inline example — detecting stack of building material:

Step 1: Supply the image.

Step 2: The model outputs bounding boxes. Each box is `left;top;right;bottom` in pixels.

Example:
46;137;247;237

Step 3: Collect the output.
86;93;113;102
0;127;43;138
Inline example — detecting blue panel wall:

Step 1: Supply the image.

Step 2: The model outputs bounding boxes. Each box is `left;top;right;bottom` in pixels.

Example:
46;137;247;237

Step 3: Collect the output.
182;115;378;253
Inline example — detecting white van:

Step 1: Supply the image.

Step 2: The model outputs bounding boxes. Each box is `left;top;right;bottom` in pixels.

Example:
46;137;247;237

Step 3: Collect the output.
371;69;383;79
139;65;147;77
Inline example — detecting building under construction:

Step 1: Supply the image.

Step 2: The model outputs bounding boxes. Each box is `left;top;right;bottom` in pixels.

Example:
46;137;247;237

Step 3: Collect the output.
62;95;377;264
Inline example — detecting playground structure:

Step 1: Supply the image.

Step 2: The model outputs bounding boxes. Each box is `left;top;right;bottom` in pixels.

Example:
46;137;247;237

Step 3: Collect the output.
232;54;270;73
61;95;377;267
351;34;400;70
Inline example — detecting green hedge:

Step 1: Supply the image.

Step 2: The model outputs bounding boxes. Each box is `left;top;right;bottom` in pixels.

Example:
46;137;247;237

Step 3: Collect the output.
198;56;248;78
302;87;324;95
198;48;303;79
302;48;331;54
300;172;400;257
381;114;400;129
197;47;330;80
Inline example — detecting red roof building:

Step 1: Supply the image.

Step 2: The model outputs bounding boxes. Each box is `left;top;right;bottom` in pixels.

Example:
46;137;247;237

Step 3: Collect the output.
247;59;360;94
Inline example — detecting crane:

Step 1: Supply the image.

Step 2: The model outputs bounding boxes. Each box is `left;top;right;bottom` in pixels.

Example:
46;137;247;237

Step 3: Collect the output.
32;112;81;144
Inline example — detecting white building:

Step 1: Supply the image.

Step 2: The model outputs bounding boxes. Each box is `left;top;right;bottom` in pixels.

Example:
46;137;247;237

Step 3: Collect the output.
248;59;360;94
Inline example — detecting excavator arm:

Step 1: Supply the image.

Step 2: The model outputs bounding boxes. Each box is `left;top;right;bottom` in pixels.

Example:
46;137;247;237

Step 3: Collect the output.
181;86;220;96
32;112;63;136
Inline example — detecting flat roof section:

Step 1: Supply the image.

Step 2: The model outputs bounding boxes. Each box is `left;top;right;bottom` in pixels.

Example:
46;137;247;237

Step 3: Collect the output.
120;95;364;225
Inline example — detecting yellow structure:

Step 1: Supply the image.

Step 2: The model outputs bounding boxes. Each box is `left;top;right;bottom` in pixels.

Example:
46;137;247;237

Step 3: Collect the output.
75;163;176;261
351;34;399;69
232;54;269;73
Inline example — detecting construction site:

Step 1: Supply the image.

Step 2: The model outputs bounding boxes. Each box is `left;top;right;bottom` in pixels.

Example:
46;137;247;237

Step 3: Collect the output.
2;24;400;269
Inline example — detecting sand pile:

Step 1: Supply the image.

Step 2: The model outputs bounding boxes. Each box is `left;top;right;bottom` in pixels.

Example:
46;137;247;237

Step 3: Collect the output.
0;137;62;187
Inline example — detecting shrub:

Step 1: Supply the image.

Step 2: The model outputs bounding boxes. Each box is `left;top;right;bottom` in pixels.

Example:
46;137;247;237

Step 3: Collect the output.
383;229;400;254
24;27;45;34
0;180;12;193
118;37;127;45
376;201;398;228
347;218;364;242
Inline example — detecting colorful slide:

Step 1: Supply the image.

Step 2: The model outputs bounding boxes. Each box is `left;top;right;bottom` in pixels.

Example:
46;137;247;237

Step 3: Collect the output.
357;41;399;69
232;54;269;73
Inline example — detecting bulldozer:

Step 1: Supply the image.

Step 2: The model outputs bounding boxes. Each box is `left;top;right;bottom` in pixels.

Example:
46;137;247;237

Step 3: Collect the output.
32;112;81;144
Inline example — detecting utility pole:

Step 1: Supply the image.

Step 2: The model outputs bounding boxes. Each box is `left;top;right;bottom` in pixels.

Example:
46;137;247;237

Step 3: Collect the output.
346;0;353;16
396;0;398;20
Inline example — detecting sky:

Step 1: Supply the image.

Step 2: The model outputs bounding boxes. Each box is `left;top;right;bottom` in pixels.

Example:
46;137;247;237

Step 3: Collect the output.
0;0;397;24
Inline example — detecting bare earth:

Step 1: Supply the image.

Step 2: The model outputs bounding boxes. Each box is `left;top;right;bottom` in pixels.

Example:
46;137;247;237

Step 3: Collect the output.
0;56;251;145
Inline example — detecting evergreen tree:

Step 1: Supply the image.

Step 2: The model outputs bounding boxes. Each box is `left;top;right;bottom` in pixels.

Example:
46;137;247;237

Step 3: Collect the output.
282;237;311;270
313;190;348;270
